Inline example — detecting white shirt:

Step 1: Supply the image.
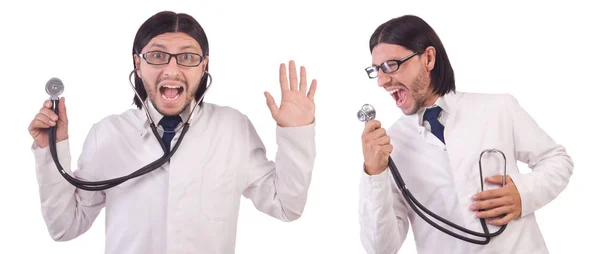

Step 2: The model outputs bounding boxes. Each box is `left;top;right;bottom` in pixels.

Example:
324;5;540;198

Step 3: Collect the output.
32;100;316;254
358;91;573;254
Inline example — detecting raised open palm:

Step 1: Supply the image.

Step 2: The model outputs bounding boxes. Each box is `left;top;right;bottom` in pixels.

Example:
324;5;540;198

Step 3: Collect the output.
265;60;317;127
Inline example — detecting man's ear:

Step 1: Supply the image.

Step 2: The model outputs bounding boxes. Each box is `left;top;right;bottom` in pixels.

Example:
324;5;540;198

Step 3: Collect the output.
423;46;436;72
133;54;141;77
203;55;209;72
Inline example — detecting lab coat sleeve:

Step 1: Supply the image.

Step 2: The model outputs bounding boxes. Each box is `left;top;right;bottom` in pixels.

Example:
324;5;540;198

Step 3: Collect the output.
242;117;316;221
505;95;574;217
32;125;106;241
359;168;410;254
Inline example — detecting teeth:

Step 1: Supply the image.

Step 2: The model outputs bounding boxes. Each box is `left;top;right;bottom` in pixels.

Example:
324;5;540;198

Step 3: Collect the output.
388;89;399;95
162;93;180;101
162;85;182;89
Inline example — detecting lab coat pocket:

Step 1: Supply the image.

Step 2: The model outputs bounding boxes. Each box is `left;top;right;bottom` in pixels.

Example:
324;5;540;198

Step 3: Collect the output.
200;167;237;222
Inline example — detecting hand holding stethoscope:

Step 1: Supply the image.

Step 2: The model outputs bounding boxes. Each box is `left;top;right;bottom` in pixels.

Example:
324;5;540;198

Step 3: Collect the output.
358;104;510;245
28;82;68;151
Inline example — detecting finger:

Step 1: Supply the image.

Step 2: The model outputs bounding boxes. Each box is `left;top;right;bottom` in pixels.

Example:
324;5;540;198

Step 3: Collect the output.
279;63;289;91
39;107;58;122
485;175;509;185
288;60;298;91
472;188;506;201
374;135;390;145
476;206;511;219
43;99;52;109
299;66;307;94
58;97;68;123
264;92;278;117
470;197;509;211
34;113;55;127
381;144;393;154
362;120;382;137
307;79;317;101
366;128;387;141
29;119;52;132
488;212;518;225
486;175;513;184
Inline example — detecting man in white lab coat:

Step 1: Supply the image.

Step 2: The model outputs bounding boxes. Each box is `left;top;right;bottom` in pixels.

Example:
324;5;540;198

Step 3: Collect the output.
27;11;317;254
359;15;573;254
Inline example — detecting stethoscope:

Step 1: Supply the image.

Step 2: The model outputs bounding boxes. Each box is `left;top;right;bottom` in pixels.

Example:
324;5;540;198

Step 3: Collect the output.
44;69;213;191
357;104;507;245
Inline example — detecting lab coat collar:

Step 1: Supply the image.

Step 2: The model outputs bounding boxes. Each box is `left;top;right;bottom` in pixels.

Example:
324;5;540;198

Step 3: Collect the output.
137;98;200;136
411;90;463;128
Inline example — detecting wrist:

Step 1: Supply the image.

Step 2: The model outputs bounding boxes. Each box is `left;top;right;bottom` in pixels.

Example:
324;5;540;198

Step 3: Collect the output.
364;163;386;176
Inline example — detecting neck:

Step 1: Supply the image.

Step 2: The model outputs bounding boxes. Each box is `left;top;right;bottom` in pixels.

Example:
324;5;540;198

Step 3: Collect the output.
423;93;440;107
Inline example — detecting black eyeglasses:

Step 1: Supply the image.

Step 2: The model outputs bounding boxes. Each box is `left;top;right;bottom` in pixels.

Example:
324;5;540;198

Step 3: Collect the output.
365;52;420;79
140;51;204;67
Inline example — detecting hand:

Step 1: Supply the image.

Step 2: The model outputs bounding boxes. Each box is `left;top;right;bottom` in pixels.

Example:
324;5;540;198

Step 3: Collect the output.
470;175;522;225
265;60;317;127
28;98;69;148
362;120;392;175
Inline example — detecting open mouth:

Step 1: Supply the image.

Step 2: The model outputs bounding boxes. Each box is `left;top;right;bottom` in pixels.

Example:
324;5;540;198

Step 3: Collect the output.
388;88;407;105
159;85;184;101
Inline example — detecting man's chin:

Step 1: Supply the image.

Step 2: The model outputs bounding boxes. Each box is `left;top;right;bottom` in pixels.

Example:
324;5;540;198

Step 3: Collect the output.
150;99;187;116
158;104;186;116
400;104;419;116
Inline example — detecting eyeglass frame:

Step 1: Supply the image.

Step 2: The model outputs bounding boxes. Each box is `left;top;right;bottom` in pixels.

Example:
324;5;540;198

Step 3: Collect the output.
365;51;420;79
139;50;205;67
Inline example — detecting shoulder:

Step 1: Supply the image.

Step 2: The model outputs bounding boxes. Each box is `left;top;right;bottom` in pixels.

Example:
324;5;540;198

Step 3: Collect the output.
96;108;143;125
201;102;249;123
457;91;519;107
388;115;417;139
86;108;145;135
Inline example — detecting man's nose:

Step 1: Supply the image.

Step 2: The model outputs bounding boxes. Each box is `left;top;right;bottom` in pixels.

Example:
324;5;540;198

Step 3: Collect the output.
377;71;392;87
163;56;182;75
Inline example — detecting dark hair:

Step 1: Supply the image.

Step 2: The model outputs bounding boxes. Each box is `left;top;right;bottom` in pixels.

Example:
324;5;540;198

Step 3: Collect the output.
131;11;209;109
369;15;455;95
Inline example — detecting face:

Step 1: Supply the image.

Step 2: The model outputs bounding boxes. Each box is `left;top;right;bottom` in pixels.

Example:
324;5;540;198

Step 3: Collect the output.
134;32;208;116
370;43;437;115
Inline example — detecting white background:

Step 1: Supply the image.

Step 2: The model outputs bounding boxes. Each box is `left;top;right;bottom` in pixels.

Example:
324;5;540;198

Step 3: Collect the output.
0;0;597;253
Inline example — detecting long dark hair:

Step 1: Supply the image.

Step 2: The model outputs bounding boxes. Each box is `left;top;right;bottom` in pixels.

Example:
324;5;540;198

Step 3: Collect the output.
131;11;209;108
369;15;455;95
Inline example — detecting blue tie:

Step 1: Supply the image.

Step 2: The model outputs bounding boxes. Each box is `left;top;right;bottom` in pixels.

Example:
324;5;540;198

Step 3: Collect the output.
158;115;182;152
424;106;445;144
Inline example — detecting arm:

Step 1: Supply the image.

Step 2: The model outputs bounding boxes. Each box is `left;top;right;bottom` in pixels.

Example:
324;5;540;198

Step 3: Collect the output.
242;117;316;221
506;95;574;217
32;125;105;241
359;168;410;254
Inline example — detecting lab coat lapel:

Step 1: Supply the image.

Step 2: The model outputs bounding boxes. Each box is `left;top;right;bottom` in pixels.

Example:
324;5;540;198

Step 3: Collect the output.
445;93;509;202
443;92;486;198
135;110;168;170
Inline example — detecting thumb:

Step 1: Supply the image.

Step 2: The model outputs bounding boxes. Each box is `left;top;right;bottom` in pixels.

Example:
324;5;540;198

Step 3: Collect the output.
58;97;68;123
264;92;278;118
485;175;507;185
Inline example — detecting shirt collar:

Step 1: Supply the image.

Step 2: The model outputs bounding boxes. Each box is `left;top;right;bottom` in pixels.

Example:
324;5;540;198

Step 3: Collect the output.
411;91;461;128
139;99;198;134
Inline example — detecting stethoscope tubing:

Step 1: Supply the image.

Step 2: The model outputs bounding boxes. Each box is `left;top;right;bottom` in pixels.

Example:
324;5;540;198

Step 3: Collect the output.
386;150;507;244
46;69;212;191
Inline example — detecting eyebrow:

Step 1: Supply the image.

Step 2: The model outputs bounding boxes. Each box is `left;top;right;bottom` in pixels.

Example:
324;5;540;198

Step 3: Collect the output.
146;43;201;53
372;60;390;66
178;45;198;51
147;43;167;50
372;58;402;66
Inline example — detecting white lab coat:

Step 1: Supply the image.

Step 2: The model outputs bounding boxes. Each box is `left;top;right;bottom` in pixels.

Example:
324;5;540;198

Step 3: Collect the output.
359;91;573;254
32;100;316;254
